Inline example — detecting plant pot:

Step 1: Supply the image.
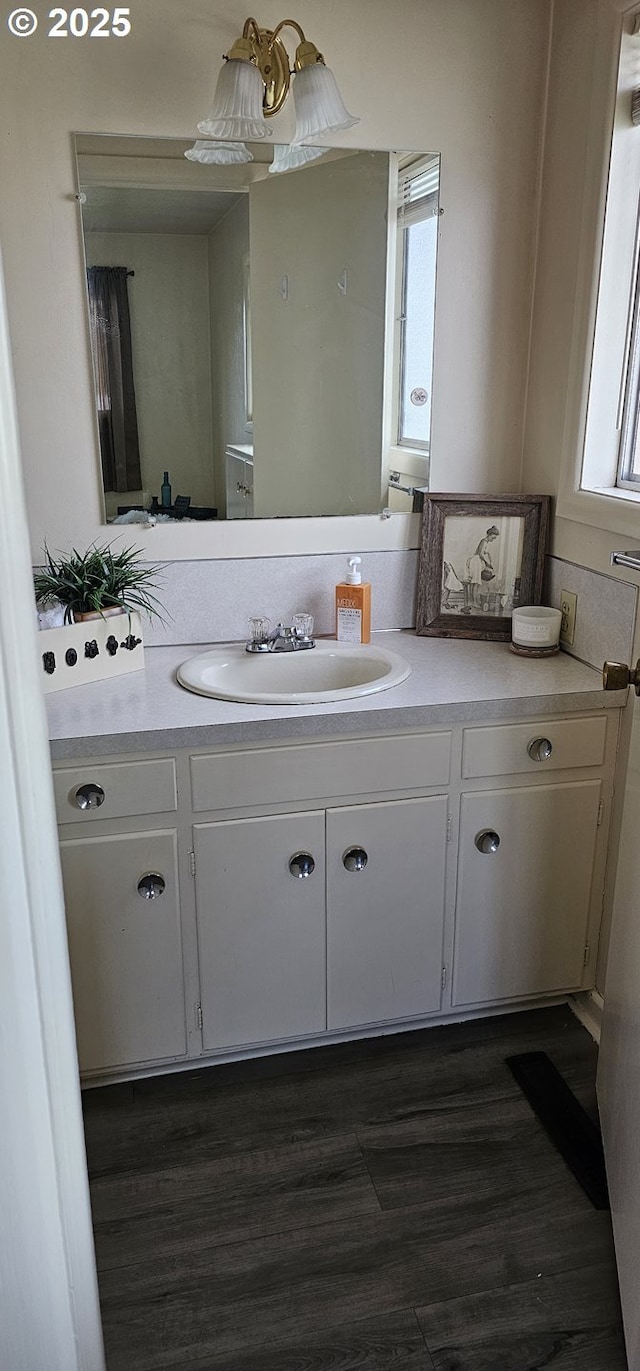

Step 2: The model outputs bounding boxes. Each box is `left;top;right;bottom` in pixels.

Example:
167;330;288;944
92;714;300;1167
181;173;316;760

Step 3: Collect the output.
38;611;144;694
73;606;128;623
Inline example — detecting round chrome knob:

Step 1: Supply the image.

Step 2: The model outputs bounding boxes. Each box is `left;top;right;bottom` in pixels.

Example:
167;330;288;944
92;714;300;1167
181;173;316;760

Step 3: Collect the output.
289;852;315;879
475;829;500;854
527;737;553;762
137;873;166;900
343;847;368;872
73;782;105;811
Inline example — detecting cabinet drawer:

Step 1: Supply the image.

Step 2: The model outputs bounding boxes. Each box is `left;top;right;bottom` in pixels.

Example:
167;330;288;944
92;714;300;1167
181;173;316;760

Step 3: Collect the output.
54;758;177;824
191;733;451;812
461;716;607;779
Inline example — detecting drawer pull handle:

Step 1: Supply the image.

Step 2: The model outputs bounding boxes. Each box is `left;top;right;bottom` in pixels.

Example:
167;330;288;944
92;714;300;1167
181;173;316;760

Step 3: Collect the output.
289;852;315;879
137;873;166;900
73;782;105;811
527;737;553;762
343;846;368;872
475;829;500;854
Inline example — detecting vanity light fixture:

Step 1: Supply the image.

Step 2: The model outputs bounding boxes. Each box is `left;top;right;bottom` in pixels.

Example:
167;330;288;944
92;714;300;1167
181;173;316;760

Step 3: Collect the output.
184;139;254;165
268;142;328;173
191;16;358;168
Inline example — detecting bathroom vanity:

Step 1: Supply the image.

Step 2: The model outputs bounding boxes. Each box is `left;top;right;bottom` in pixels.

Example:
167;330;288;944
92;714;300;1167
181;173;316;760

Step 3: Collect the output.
47;634;625;1083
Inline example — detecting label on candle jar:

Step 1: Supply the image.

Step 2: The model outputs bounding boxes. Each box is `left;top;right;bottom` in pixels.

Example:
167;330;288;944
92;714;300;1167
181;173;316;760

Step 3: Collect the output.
512;608;561;647
514;621;553;642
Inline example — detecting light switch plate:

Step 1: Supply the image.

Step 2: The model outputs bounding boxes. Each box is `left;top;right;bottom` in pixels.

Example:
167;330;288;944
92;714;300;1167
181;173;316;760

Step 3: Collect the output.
560;590;577;646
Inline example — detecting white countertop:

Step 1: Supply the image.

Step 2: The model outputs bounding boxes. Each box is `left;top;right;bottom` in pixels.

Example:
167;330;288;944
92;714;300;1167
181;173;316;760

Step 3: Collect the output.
46;632;625;761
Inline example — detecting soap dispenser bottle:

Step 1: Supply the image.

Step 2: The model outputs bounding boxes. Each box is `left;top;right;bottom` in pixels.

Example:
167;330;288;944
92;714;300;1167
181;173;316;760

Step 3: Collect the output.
335;556;371;643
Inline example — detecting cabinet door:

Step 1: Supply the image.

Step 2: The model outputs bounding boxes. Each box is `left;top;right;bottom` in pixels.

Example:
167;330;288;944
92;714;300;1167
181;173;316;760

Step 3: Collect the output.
60;829;186;1073
453;781;601;1006
225;452;250;519
327;796;448;1030
195;811;326;1050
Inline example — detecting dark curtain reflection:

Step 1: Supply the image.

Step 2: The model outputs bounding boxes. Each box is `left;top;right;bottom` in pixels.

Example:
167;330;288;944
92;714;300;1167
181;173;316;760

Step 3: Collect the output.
86;266;142;493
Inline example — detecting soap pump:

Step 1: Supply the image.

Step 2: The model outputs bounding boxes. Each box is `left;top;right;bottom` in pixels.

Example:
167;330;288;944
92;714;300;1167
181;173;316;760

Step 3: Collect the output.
335;555;371;643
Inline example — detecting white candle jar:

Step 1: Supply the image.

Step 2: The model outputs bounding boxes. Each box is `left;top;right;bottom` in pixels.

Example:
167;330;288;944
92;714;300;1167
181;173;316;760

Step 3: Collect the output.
512;606;562;649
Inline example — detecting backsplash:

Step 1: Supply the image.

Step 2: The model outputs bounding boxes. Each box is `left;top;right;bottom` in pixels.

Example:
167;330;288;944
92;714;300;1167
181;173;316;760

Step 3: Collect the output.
139;550;638;659
35;544;633;658
144;549;420;647
545;556;638;670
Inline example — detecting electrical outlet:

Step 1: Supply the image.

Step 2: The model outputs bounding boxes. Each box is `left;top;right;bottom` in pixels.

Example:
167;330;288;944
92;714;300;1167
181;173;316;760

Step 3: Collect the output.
560;590;577;646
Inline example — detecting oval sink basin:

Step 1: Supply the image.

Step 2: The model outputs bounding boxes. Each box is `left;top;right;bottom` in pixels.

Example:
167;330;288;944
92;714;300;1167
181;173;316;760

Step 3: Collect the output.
177;640;411;705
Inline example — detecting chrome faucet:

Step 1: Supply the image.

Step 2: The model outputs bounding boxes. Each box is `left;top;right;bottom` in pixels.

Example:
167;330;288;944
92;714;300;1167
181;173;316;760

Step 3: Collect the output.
246;614;315;653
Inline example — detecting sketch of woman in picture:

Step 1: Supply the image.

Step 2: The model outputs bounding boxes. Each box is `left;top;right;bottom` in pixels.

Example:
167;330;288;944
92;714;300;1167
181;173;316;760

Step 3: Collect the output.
442;559;464;609
463;525;500;610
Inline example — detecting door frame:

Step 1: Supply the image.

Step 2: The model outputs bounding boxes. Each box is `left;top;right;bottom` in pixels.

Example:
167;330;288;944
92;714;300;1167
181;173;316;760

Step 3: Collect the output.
0;246;105;1368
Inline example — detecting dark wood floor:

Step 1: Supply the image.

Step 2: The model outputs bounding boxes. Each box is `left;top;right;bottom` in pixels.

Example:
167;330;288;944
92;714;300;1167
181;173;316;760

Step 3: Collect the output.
83;1006;628;1371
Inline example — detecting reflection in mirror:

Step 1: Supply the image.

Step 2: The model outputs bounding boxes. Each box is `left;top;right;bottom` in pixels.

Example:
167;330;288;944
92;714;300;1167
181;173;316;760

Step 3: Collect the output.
75;136;439;524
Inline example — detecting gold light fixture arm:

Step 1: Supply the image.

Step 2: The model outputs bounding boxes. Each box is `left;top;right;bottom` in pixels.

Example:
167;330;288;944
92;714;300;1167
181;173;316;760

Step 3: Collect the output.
242;16;262;45
270;21;325;71
270;18;306;46
225;16;325;117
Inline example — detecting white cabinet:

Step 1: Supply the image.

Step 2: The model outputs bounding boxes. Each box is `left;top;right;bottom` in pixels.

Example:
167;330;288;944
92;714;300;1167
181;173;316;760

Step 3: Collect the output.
327;797;448;1029
54;707;618;1080
225;449;254;519
59;829;187;1073
194;796;448;1050
453;781;602;1005
193;797;448;1053
194;811;326;1050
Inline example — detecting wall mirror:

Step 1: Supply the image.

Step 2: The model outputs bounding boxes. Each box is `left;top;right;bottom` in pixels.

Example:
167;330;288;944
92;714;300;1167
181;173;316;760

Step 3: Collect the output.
75;135;440;525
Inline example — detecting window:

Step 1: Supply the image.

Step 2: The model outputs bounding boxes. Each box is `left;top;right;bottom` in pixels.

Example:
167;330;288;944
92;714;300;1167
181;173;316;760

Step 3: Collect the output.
578;11;640;510
396;156;440;453
617;195;640;488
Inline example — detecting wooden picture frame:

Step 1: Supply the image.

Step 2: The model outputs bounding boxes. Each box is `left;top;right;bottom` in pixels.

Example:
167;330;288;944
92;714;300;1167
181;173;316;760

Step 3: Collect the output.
416;493;550;641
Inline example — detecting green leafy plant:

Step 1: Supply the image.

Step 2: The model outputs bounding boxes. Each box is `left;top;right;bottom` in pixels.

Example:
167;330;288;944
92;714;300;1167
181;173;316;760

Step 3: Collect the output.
34;543;165;624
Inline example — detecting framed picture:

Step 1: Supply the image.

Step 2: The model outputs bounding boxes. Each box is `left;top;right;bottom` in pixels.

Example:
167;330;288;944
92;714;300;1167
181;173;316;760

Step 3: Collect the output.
416;493;550;641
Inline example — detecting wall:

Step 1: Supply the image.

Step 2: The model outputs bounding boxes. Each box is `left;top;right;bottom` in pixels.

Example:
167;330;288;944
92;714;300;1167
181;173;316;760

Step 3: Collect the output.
250;152;387;518
208;196;251;514
523;0;639;609
86;230;214;509
0;0;551;560
520;0;640;993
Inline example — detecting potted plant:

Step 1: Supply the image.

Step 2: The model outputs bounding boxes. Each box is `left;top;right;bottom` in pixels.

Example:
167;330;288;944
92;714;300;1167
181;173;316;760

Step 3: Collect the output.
33;543;164;694
34;542;163;624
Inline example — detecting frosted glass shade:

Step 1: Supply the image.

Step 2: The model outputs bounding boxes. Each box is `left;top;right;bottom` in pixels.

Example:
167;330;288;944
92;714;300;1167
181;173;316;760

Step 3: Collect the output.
291;64;359;144
197;59;268;140
185;140;253;165
269;143;329;174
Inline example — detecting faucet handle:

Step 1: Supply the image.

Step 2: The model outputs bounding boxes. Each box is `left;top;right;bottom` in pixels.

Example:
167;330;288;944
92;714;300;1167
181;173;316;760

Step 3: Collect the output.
248;616;271;644
292;612;314;639
246;616;272;652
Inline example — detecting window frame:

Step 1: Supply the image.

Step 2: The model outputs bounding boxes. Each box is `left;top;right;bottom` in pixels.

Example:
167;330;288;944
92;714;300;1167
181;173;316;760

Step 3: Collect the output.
560;5;640;531
615;192;640;489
